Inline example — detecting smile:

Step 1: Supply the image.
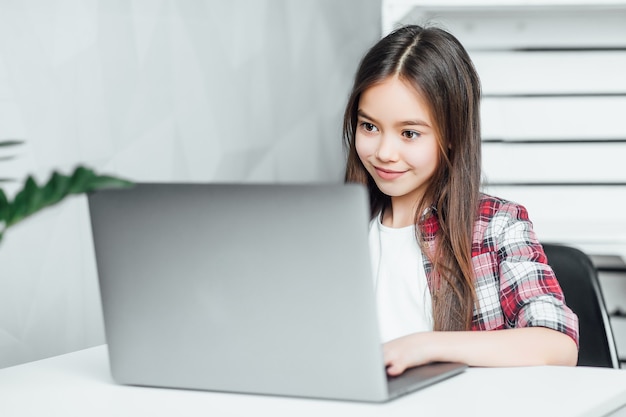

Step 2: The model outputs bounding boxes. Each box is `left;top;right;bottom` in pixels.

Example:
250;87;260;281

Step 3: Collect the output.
374;166;407;181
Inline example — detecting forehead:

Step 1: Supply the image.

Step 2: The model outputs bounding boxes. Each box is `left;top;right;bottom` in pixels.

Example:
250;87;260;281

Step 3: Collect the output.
358;76;432;123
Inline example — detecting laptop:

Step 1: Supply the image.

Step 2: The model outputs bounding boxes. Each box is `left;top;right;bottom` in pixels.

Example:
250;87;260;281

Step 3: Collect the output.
87;183;466;402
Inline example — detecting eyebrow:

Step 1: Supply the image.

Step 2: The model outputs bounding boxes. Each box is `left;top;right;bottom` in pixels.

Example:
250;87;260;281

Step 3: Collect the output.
357;109;431;128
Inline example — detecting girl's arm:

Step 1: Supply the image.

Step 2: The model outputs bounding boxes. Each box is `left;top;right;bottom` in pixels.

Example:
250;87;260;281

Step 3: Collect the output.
383;327;578;376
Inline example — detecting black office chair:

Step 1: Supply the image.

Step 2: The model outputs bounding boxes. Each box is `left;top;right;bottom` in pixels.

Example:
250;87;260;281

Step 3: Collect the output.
542;243;620;368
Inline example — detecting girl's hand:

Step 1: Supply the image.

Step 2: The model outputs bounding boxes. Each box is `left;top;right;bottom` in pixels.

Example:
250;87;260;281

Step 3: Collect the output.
383;332;435;376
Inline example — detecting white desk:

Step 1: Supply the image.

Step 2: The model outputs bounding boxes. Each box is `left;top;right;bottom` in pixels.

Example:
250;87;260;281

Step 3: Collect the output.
2;345;626;417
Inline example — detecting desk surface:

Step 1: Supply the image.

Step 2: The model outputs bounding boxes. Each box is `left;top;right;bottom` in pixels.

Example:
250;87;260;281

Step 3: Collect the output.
2;345;626;417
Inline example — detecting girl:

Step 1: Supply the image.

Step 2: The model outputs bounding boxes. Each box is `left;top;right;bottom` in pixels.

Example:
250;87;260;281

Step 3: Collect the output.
343;25;579;375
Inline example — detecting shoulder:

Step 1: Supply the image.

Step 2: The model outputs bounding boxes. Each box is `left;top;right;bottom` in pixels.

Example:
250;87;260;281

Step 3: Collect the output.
477;193;531;223
472;193;538;252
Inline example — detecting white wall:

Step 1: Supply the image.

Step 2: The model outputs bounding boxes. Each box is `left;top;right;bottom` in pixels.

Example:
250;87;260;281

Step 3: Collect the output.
0;0;382;368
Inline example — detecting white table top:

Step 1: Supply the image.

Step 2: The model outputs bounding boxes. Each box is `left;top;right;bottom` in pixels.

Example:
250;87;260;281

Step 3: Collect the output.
2;345;626;417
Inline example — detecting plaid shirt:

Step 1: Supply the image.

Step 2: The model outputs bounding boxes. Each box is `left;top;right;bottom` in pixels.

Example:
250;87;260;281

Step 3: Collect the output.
420;194;580;346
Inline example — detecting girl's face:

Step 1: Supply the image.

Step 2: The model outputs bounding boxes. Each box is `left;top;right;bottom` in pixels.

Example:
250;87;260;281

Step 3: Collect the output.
355;76;440;206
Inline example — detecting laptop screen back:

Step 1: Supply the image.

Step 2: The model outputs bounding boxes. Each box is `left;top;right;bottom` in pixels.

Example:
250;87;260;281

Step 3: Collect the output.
89;183;390;401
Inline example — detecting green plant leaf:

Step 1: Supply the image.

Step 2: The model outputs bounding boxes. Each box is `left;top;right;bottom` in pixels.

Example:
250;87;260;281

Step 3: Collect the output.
4;165;134;229
40;171;65;207
83;174;134;190
0;188;8;219
0;188;8;241
0;140;24;147
6;176;37;226
68;166;93;194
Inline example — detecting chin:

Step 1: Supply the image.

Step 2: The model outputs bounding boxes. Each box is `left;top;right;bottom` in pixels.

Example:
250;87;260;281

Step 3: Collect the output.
374;184;404;198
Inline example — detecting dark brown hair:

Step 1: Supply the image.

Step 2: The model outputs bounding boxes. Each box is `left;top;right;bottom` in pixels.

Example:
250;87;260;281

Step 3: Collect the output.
343;25;482;331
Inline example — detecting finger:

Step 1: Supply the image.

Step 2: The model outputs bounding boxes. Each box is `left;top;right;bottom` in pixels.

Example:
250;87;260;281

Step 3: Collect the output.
386;362;405;376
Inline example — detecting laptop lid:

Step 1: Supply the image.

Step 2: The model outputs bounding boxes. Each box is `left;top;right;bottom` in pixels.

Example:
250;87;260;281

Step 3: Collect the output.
88;183;465;402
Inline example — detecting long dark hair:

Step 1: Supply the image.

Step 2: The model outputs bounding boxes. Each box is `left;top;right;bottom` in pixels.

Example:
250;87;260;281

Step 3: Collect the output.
343;25;482;331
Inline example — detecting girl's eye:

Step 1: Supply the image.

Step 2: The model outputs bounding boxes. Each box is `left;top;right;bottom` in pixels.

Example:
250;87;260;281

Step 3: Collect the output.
360;122;378;133
402;130;421;140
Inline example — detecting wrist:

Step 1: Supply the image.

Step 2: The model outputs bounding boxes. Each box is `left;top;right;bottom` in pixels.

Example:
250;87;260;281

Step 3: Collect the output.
416;331;445;364
423;331;464;364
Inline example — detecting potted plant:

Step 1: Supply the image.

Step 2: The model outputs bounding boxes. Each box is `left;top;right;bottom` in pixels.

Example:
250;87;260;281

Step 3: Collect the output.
0;139;133;244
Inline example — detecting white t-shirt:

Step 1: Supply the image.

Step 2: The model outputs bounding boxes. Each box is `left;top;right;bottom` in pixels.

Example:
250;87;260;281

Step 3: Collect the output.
368;215;434;343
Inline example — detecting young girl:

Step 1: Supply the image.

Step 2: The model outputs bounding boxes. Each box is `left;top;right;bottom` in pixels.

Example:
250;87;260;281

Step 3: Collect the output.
343;25;579;375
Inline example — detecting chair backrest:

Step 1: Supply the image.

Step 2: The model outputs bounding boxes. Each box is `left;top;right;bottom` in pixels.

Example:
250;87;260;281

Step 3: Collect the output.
542;243;620;368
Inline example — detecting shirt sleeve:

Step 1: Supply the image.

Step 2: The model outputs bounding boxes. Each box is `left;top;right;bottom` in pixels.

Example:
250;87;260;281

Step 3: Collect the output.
494;201;580;347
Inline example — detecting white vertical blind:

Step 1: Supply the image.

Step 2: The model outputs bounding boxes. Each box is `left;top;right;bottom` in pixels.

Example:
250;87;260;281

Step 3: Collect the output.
386;0;626;362
385;1;626;260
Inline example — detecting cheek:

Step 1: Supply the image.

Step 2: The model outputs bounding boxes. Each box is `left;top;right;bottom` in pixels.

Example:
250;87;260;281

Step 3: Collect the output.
406;142;440;171
355;134;374;162
406;152;431;167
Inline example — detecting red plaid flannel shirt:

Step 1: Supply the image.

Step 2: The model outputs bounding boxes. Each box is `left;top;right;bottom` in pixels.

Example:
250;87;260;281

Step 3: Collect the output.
420;194;580;346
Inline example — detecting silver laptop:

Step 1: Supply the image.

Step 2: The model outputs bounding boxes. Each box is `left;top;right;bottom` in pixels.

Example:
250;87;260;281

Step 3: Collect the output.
88;183;466;402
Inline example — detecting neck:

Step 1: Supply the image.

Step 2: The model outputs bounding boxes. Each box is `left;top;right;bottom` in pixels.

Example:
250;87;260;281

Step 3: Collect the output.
383;194;423;228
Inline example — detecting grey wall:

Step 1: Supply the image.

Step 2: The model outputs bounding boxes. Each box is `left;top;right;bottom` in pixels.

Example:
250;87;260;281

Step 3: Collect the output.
0;0;382;368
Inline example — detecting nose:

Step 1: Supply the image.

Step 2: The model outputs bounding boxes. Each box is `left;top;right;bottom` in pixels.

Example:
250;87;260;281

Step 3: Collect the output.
375;135;399;162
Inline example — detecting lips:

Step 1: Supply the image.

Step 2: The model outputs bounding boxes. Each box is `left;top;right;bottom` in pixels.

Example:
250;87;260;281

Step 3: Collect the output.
374;166;406;181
